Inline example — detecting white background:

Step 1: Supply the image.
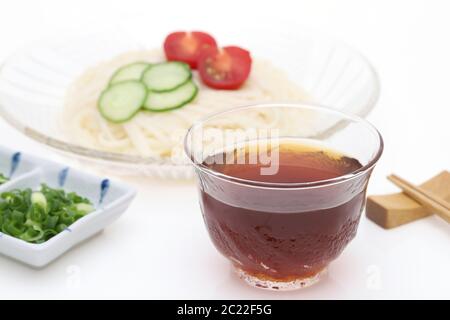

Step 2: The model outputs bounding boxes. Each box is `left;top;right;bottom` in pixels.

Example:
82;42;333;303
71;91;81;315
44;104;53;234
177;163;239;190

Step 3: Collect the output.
0;0;449;299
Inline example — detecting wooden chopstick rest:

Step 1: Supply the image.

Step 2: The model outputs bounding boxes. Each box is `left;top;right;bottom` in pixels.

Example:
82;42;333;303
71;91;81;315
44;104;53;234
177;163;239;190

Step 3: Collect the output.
366;171;450;229
387;174;450;223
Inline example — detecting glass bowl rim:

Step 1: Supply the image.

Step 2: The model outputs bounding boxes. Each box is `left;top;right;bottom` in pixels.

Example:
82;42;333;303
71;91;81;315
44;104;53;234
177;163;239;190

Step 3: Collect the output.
184;102;384;189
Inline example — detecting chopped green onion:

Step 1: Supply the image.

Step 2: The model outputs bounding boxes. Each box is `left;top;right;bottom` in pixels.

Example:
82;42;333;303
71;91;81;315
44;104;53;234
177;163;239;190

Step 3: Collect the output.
31;192;47;211
75;203;95;214
0;184;94;244
0;173;7;185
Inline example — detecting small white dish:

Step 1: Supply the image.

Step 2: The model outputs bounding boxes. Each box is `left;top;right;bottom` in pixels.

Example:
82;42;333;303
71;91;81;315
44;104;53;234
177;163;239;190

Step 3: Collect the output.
0;146;39;192
0;146;136;267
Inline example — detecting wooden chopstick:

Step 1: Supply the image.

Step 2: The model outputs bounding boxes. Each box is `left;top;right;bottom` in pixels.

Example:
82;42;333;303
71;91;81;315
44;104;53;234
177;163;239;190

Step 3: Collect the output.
387;174;450;223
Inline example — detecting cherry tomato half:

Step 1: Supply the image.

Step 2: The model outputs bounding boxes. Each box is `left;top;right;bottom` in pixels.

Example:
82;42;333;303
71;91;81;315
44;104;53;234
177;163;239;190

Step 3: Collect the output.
163;31;217;69
197;46;252;90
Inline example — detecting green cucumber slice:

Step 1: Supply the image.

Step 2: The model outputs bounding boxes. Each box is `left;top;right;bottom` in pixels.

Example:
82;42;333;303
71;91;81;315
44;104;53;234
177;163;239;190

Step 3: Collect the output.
110;62;150;85
143;80;198;112
141;62;191;92
98;80;147;123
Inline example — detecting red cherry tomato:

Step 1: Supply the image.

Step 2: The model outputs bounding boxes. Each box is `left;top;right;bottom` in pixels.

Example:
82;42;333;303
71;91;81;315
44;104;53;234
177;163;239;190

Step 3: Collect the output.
197;46;252;90
164;31;217;69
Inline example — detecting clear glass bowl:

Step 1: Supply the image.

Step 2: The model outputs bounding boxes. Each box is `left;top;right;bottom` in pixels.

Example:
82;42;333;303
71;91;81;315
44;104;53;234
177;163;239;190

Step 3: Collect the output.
0;28;379;179
185;103;383;290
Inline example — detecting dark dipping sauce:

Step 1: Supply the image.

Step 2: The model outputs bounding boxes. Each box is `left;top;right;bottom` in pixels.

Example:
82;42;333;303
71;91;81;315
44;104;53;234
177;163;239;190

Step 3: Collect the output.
200;142;364;283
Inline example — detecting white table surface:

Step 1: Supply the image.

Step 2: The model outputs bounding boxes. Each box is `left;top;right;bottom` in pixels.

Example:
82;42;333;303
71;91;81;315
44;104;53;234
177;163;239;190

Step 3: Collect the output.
0;0;449;299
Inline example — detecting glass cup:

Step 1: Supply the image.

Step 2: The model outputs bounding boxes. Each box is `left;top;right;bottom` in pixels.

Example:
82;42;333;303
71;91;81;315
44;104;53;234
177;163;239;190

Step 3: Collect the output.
184;103;383;291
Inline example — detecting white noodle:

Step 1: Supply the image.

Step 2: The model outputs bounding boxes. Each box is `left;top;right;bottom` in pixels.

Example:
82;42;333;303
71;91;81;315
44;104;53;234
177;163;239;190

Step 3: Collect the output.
62;49;311;160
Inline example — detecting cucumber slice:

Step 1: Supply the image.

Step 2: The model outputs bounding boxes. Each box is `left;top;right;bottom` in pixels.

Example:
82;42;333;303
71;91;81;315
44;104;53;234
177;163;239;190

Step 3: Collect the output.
141;62;191;92
98;80;147;123
143;80;198;112
110;62;150;85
